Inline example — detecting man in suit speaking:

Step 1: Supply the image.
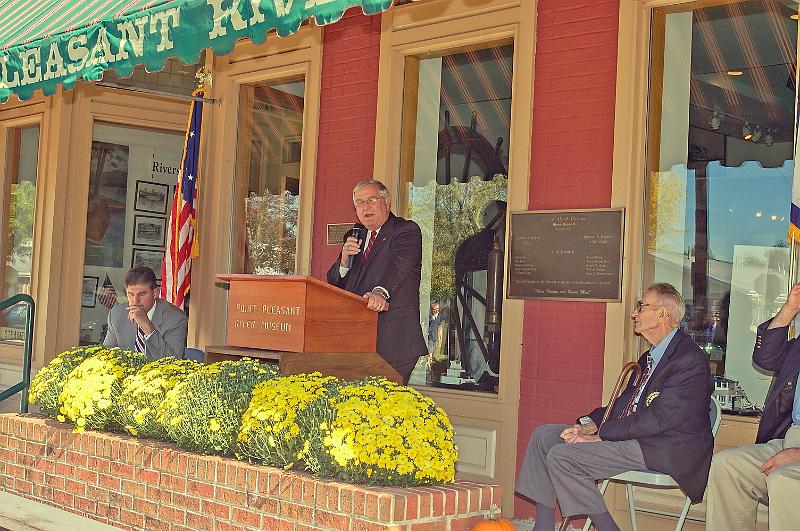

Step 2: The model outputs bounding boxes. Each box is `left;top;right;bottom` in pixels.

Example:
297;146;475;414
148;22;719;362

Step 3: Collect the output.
515;283;713;531
103;266;188;360
327;179;427;384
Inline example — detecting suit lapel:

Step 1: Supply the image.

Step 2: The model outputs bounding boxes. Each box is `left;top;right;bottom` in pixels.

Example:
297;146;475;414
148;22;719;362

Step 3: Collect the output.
352;214;396;288
641;329;682;396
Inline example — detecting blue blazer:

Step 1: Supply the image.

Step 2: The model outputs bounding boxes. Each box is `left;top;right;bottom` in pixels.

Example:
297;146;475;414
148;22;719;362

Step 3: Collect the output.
586;328;714;503
753;320;800;444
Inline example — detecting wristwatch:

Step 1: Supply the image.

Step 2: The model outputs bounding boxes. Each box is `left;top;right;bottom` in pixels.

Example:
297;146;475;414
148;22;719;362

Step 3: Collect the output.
578;416;593;426
372;286;390;300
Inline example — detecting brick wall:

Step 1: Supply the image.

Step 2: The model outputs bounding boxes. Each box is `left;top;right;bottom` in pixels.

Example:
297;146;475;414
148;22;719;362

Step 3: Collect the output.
311;9;382;280
0;414;499;531
515;0;620;519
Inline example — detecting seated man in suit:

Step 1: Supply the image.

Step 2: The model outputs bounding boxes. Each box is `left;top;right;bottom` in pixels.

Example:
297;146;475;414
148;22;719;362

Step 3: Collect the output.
327;179;427;384
706;283;800;531
516;283;713;531
103;266;188;360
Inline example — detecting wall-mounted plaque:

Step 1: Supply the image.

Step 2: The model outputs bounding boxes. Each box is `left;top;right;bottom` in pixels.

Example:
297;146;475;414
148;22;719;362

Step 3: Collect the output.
327;223;355;245
507;208;624;301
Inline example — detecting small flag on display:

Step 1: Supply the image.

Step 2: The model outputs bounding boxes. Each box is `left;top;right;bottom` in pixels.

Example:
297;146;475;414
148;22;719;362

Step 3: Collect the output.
161;88;204;308
98;275;118;309
789;79;800;244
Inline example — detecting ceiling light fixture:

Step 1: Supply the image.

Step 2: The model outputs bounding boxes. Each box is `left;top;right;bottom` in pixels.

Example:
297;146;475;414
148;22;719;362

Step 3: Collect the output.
764;129;775;147
709;110;721;131
742;122;753;140
727;70;744;76
792;14;799;20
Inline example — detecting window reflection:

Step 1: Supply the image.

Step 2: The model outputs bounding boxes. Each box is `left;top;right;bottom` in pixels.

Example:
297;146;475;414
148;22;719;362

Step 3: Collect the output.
401;43;513;393
646;1;798;408
235;78;305;275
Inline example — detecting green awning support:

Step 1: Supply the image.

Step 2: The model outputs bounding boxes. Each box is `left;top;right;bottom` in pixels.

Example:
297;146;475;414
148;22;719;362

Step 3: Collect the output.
0;0;393;103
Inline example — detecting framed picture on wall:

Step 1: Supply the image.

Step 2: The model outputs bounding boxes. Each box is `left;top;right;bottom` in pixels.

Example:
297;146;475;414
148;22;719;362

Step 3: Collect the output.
82;276;99;308
281;136;301;164
132;215;166;247
134;181;169;214
131;249;164;278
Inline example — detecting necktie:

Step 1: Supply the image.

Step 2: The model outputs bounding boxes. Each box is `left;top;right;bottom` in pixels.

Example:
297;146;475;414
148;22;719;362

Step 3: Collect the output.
363;231;378;259
135;327;146;354
618;354;653;418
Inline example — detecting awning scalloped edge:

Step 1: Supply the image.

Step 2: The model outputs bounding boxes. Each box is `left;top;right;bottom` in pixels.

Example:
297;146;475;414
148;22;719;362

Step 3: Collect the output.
0;0;393;104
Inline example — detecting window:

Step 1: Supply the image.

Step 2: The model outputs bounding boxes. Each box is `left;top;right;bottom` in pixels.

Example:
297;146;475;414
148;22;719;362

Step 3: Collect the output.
0;125;39;343
234;77;305;275
645;1;798;409
79;124;183;345
400;43;513;393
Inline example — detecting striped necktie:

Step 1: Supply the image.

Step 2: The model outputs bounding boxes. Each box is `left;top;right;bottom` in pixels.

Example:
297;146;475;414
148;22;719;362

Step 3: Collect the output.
618;354;653;418
363;231;378;259
135;327;147;354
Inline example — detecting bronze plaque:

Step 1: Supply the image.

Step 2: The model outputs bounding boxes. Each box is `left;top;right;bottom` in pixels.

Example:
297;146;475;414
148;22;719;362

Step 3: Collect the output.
327;223;355;245
507;208;624;301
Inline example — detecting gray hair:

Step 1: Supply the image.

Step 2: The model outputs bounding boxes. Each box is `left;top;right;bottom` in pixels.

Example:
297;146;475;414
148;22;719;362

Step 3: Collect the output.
645;282;685;325
352;179;390;202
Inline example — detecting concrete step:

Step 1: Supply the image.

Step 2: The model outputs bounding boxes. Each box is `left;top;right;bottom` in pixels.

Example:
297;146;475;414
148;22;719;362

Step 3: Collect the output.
0;492;119;531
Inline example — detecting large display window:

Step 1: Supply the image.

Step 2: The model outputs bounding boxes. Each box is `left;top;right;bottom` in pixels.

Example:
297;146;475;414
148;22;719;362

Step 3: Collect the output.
645;0;798;409
400;42;513;393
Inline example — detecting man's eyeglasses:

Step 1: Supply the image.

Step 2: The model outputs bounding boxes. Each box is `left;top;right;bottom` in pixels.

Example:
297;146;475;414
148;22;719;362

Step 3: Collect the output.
634;301;657;313
354;196;383;208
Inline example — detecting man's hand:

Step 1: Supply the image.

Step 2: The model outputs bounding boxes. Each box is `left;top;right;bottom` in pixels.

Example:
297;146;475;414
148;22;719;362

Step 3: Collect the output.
560;422;598;443
760;448;800;475
363;292;389;313
127;305;155;334
769;283;800;328
339;236;362;268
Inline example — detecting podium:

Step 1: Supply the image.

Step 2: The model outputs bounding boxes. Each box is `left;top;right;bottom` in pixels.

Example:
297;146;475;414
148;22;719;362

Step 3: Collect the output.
206;275;402;383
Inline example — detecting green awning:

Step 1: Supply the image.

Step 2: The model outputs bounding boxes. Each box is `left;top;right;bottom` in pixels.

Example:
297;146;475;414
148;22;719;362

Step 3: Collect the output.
0;0;393;103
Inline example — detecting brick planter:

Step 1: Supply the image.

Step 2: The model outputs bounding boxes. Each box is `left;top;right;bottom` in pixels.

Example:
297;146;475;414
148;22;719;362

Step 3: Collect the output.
0;414;499;530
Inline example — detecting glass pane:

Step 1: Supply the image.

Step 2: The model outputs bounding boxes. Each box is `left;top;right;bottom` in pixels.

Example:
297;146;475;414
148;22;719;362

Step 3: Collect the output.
235;77;305;275
646;1;798;409
0;125;39;343
80;124;184;345
401;42;513;393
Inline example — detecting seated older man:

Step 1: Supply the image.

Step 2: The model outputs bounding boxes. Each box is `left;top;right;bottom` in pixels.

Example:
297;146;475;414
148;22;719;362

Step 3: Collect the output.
515;283;714;531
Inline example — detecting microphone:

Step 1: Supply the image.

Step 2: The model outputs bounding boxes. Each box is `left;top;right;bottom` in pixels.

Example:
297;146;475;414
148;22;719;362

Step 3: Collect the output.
346;223;366;269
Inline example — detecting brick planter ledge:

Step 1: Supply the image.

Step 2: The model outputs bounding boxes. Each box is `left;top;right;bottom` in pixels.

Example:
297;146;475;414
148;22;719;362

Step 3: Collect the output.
0;414;500;531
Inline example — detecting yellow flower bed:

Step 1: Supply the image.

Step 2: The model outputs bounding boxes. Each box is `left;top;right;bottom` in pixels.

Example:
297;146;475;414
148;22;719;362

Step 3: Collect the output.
117;357;199;439
238;372;336;468
302;378;457;486
58;347;147;432
156;358;279;454
29;346;97;416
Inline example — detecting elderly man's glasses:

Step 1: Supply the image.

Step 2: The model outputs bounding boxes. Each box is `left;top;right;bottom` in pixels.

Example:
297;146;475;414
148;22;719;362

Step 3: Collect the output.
635;301;657;313
354;196;383;208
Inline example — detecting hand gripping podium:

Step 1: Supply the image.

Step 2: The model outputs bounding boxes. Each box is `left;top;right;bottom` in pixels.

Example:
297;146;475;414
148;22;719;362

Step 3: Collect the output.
206;275;402;383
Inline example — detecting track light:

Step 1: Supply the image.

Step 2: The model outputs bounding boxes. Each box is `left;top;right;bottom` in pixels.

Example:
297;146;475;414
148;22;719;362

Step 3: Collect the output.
752;126;763;143
764;129;775;147
742;122;753;140
709;110;721;131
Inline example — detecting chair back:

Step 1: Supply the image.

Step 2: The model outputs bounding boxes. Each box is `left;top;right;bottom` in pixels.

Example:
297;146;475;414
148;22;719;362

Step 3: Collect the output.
710;395;722;437
184;347;205;362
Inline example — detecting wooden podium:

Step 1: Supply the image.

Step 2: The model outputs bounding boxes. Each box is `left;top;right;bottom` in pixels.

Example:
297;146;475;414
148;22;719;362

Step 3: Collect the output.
206;275;402;383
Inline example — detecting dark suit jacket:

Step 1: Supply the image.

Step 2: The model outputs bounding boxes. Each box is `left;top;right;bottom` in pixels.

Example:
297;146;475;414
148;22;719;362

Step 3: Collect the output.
586;328;714;503
327;213;427;373
753;320;800;444
103;299;188;360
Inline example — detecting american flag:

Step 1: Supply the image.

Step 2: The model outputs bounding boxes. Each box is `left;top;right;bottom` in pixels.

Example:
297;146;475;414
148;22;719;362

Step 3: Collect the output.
98;275;118;309
161;89;203;308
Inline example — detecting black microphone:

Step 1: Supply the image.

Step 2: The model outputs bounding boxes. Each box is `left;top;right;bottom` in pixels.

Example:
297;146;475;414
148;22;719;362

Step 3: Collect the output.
345;223;366;269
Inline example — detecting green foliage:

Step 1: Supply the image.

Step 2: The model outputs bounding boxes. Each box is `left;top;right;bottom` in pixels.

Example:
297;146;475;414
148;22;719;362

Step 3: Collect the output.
7;180;36;265
156;358;279;455
116;357;199;439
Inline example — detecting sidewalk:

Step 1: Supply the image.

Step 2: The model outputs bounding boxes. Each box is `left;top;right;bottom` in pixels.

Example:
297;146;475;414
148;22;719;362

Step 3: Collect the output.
0;492;119;531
